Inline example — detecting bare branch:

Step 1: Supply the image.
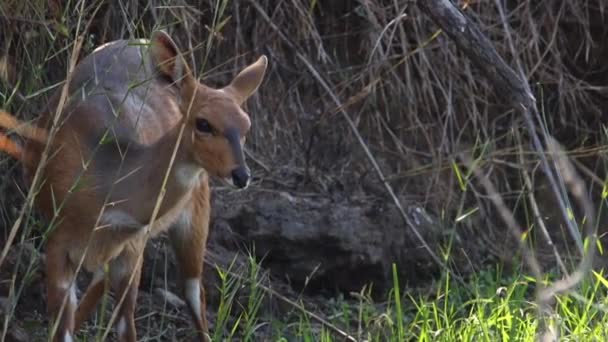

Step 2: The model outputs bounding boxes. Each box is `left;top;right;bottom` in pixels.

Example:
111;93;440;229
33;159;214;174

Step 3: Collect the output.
417;0;584;255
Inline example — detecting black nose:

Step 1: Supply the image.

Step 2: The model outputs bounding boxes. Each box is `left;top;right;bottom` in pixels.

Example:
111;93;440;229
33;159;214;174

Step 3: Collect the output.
231;167;250;188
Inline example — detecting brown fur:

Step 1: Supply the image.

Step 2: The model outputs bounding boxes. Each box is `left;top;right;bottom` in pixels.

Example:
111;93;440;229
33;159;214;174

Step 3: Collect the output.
0;31;267;341
0;132;22;160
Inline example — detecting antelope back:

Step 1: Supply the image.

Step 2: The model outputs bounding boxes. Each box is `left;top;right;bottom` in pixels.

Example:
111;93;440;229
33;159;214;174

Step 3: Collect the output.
24;32;267;226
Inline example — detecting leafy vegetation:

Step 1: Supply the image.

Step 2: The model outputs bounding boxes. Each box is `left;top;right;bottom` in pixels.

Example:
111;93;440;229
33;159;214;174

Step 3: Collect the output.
200;256;608;341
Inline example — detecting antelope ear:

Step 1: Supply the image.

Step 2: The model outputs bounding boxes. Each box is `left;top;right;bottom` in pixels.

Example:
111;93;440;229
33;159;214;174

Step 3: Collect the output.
149;30;192;86
224;55;268;105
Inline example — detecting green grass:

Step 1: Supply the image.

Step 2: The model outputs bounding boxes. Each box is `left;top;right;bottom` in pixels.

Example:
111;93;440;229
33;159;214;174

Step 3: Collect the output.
209;256;608;342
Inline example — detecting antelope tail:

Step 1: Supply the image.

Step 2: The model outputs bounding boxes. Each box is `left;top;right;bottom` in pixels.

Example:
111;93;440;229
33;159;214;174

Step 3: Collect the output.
0;111;47;162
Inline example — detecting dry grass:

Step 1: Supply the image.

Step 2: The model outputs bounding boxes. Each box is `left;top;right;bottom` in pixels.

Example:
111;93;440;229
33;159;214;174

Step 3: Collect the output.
1;0;608;340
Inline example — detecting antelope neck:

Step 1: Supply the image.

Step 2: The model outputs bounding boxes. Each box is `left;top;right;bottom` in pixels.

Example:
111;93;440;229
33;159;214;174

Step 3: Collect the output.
138;122;203;205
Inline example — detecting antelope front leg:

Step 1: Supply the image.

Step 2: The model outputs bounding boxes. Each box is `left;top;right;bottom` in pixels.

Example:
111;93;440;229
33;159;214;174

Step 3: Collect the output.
169;179;211;341
74;268;107;331
46;234;78;342
73;244;143;341
108;243;144;342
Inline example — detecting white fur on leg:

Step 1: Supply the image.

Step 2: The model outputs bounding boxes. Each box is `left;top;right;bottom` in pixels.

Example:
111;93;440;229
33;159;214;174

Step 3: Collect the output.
63;332;74;342
116;316;128;338
58;279;77;307
92;267;105;283
185;278;202;321
69;282;77;307
55;280;76;342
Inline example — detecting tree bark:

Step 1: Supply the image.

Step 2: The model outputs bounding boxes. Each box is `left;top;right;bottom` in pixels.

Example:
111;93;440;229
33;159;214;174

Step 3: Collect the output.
417;0;535;108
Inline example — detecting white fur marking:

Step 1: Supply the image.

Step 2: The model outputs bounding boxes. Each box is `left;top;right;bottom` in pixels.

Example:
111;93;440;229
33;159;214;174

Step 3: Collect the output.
174;208;193;235
93;39;150;54
69;282;77;306
58;280;70;290
116;316;128;338
100;210;142;231
93;40;119;53
58;280;77;306
133;38;150;45
176;164;203;188
91;268;105;284
63;332;74;342
185;278;202;321
222;176;250;190
223;177;236;188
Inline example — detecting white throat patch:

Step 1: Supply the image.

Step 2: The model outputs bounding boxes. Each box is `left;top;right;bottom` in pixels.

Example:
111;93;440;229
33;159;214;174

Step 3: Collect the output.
176;164;203;188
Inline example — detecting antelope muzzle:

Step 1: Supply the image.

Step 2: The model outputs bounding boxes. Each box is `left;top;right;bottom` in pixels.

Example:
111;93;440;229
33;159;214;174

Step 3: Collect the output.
225;127;250;189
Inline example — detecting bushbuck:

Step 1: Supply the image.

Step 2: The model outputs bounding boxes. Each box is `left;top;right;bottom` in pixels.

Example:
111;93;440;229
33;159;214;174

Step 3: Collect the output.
0;30;267;341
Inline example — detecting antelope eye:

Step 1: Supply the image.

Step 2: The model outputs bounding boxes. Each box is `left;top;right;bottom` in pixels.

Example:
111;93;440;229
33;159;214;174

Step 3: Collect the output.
195;118;213;133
